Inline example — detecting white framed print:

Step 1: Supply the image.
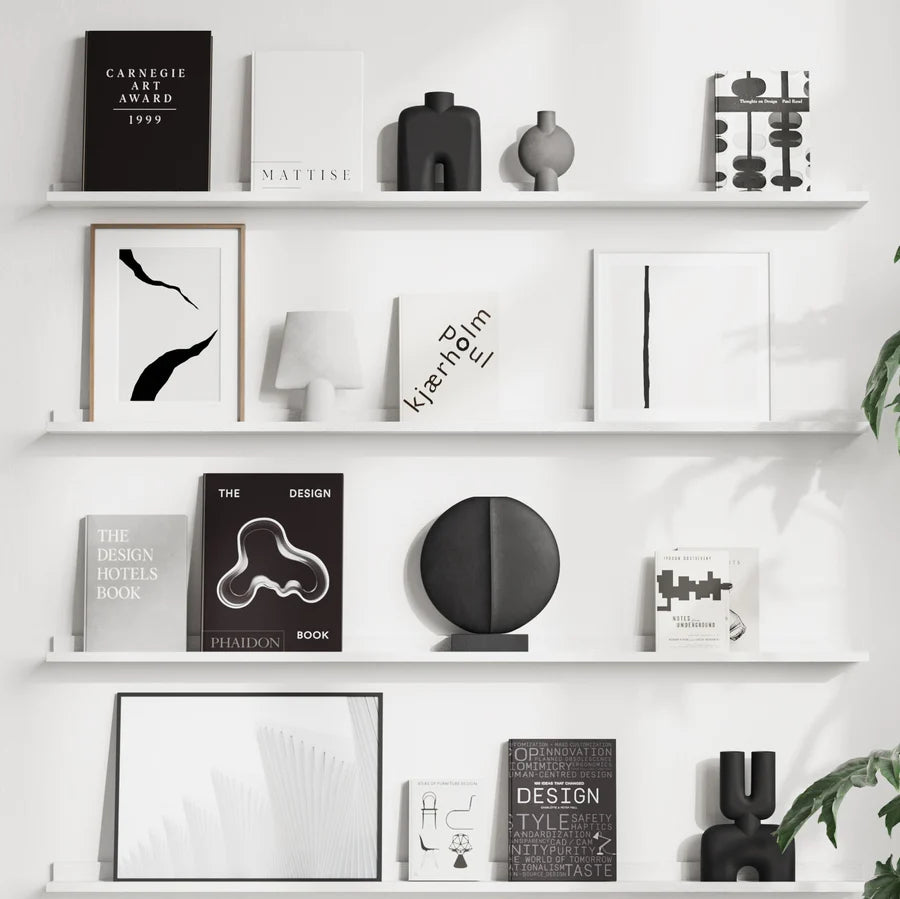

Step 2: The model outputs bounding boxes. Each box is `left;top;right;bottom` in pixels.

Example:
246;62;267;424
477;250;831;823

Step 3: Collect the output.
114;692;382;881
593;252;770;421
90;224;245;423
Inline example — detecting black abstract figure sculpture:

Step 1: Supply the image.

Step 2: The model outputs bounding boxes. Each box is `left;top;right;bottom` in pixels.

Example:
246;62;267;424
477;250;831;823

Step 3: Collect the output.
420;496;560;651
701;751;796;882
397;92;481;191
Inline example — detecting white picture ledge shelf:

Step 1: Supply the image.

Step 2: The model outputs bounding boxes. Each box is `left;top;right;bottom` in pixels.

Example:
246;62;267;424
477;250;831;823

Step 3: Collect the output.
43;881;866;895
44;185;869;210
44;641;868;665
44;418;868;437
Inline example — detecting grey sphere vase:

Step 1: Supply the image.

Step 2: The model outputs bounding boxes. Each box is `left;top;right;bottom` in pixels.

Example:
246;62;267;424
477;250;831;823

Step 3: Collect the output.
517;110;574;191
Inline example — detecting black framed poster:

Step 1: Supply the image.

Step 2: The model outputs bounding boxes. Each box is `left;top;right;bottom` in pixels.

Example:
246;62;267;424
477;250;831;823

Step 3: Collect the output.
201;474;343;652
508;739;616;881
82;31;212;190
114;692;382;880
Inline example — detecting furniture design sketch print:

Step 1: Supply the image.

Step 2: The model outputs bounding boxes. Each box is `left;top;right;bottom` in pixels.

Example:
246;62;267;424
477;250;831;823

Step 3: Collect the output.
215;517;330;609
593;253;770;421
715;71;810;192
701;751;796;882
118;246;220;402
408;779;486;881
114;693;382;881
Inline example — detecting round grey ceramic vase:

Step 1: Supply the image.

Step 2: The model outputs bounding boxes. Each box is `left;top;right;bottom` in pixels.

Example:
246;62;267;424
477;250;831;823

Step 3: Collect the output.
517;110;574;191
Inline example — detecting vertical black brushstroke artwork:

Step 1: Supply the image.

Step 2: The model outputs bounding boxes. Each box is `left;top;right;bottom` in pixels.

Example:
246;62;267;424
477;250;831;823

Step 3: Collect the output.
131;331;218;400
643;265;650;409
119;249;198;309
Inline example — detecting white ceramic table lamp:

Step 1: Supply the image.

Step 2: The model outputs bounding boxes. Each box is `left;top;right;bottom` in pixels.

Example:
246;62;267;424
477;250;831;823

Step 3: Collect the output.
275;311;363;421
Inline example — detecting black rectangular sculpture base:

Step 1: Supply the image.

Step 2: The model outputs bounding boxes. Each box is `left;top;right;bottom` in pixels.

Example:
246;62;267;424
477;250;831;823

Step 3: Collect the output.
450;633;529;652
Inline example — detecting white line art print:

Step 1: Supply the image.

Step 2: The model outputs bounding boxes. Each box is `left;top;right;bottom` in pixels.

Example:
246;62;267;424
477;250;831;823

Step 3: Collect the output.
216;517;330;609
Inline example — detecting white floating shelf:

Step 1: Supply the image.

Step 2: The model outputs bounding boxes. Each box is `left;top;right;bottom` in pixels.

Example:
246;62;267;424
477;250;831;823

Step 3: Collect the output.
44;647;868;665
44;185;869;209
44;419;868;436
43;880;865;895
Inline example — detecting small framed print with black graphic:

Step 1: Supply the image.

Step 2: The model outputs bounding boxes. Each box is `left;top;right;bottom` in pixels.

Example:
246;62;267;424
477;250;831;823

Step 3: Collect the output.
90;224;245;423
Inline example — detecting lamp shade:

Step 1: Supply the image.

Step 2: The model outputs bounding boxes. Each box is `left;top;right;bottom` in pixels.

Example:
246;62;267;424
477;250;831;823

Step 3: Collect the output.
275;311;364;389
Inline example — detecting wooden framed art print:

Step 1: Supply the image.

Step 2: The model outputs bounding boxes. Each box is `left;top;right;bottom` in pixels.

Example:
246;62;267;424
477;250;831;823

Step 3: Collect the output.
90;224;245;423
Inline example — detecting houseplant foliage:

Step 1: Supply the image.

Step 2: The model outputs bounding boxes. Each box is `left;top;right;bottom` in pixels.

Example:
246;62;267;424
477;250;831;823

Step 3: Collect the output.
862;248;900;446
773;746;900;898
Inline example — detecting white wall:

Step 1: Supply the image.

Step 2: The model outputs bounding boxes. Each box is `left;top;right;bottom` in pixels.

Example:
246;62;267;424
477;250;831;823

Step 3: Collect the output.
3;0;900;895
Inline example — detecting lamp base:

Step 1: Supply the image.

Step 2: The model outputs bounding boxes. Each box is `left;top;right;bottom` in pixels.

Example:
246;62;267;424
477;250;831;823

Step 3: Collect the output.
449;633;529;652
303;378;336;421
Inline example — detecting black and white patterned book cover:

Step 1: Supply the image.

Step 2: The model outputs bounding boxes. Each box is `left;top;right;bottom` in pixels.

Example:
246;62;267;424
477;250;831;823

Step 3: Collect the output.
82;31;212;190
508;739;616;882
714;70;810;192
201;474;343;651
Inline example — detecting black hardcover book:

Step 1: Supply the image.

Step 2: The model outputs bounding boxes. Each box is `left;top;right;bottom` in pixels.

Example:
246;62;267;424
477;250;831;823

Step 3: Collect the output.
201;474;343;652
508;739;616;882
82;31;212;190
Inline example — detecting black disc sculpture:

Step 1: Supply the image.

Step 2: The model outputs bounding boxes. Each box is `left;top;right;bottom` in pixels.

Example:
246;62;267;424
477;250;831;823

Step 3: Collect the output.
420;496;560;651
701;751;796;882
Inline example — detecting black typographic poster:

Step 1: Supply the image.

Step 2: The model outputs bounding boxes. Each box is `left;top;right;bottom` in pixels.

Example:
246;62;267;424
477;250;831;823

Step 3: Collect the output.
508;739;616;882
82;31;212;190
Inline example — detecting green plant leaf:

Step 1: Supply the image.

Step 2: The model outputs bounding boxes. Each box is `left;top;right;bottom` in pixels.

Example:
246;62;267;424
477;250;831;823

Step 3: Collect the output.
879;795;900;836
864;856;900;899
774;748;900;851
862;337;900;437
894;245;900;263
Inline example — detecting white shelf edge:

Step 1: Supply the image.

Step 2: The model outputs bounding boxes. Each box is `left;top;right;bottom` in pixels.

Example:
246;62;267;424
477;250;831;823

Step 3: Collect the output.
43;881;865;895
44;185;869;209
44;418;868;436
40;880;863;896
44;646;869;665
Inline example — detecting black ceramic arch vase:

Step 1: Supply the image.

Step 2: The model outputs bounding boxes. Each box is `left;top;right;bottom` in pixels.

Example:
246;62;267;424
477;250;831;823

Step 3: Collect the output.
419;496;560;651
397;91;481;191
700;751;796;882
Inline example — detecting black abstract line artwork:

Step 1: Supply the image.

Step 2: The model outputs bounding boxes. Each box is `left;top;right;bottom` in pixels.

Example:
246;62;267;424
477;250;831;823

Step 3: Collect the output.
131;330;217;401
119;249;199;309
642;265;650;409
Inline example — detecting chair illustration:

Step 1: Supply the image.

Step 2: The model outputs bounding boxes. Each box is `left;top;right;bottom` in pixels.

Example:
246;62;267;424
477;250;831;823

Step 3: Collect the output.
419;833;440;869
445;794;476;830
421;791;438;827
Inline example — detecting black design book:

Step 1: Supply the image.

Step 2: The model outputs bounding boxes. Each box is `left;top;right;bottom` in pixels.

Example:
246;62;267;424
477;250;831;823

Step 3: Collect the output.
201;474;343;651
82;31;212;190
508;739;616;882
714;70;810;192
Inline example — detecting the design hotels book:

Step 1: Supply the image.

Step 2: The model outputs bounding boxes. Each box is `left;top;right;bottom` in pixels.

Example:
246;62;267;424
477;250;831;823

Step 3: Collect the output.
83;514;188;651
714;70;810;192
82;31;212;190
251;51;363;191
201;474;343;651
655;549;730;650
408;779;488;881
508;739;616;882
